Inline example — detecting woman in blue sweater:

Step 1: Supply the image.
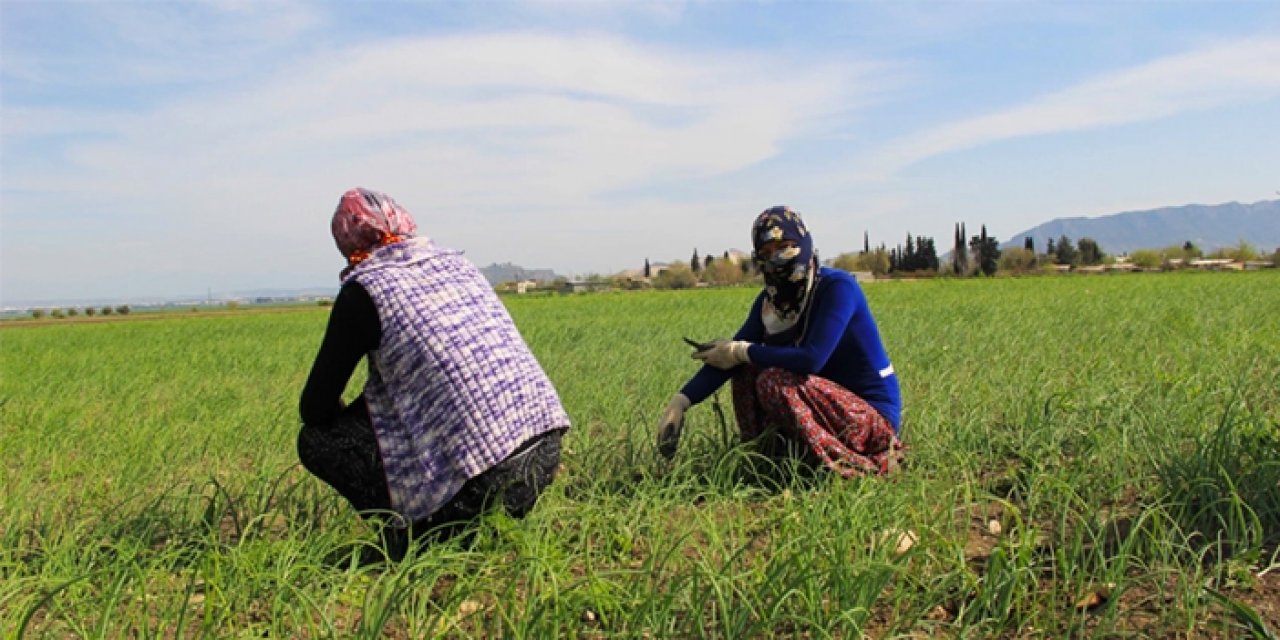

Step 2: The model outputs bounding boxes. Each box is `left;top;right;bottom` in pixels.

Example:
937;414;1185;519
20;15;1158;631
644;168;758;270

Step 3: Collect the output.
658;206;903;477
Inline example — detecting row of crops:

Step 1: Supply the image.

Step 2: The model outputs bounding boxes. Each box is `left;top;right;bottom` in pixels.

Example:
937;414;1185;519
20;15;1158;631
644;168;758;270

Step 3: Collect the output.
1;271;1277;637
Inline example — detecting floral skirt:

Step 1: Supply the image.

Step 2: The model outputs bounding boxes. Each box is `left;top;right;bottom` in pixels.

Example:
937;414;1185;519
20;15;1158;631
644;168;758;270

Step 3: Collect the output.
731;366;903;478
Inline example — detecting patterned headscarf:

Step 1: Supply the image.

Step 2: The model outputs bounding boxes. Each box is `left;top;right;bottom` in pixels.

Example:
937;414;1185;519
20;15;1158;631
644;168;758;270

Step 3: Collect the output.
751;205;817;321
331;187;418;279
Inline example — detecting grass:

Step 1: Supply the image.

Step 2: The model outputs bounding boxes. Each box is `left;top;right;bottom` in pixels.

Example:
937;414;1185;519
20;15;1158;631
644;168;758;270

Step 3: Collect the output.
2;270;1278;638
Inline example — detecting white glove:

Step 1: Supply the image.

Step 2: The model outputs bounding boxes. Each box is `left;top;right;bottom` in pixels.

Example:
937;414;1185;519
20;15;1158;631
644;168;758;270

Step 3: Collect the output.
692;340;751;370
657;393;691;459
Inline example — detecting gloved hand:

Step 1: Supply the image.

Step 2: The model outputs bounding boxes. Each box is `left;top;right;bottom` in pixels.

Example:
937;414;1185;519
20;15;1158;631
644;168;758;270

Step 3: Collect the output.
692;340;751;370
657;393;691;459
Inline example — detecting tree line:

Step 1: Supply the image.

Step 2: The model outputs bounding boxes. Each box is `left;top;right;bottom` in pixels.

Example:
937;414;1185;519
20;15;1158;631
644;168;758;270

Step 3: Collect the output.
827;224;1278;278
636;250;757;290
31;305;131;319
563;228;1277;294
642;227;1118;289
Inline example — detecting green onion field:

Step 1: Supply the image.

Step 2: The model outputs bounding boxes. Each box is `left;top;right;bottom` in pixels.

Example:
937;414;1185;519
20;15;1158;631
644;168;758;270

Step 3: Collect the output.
2;271;1278;638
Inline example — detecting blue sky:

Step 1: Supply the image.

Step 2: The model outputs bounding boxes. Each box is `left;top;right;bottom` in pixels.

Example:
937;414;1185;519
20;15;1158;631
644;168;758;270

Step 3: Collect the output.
2;1;1278;305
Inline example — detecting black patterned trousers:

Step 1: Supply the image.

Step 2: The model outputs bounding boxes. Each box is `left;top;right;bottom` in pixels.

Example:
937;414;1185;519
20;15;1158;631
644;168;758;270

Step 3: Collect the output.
297;397;564;543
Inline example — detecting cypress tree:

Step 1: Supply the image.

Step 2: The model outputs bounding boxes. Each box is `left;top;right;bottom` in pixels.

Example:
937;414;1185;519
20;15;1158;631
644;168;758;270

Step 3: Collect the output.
953;223;963;274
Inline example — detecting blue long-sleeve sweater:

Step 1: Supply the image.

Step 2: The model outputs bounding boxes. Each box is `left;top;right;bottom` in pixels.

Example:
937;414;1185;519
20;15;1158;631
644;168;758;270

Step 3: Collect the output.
679;267;902;432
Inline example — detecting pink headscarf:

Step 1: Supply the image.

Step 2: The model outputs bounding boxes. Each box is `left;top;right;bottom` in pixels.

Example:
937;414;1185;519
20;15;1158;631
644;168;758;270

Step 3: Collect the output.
331;187;418;279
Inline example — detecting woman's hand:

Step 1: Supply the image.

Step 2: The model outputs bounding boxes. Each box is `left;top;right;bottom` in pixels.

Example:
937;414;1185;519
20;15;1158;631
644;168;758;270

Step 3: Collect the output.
657;393;691;459
692;340;751;370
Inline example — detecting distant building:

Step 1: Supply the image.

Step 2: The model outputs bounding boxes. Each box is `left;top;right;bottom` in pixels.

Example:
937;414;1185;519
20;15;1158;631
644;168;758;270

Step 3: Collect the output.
1106;262;1139;272
1189;259;1241;271
560;280;610;294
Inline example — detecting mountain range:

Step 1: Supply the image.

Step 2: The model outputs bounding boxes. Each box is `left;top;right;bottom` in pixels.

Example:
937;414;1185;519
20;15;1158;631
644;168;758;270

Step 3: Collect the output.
1004;199;1280;255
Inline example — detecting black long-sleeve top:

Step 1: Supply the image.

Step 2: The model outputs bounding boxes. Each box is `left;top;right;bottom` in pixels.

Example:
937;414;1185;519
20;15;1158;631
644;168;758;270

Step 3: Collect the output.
299;282;382;427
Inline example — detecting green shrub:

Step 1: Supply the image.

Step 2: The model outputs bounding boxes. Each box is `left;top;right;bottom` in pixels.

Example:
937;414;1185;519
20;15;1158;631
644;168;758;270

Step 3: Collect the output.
653;263;697;289
1129;249;1162;269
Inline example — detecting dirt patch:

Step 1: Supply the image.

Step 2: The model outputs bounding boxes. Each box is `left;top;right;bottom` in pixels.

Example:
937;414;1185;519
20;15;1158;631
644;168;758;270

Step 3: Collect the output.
959;501;1007;561
1228;566;1280;634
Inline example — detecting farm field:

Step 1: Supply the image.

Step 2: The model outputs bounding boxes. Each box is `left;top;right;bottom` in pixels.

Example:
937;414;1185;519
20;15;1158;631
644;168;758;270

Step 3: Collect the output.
2;271;1278;638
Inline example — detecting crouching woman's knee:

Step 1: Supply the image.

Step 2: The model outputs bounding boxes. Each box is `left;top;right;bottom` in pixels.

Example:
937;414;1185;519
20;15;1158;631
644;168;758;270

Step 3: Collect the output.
296;422;325;476
755;367;804;400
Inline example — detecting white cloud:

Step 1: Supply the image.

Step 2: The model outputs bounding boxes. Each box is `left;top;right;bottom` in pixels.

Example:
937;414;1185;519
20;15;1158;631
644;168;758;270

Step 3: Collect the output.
10;32;878;204
863;36;1280;177
1;30;884;301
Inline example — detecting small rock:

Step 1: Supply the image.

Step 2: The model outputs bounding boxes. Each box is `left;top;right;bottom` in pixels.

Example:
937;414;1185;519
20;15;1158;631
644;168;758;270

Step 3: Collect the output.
1074;591;1103;611
458;600;481;617
1073;584;1115;612
896;530;918;555
582;610;597;623
987;519;1002;536
873;528;918;556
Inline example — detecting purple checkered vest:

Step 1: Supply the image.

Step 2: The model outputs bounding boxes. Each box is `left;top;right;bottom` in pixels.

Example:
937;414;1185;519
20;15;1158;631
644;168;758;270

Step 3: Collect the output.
348;237;570;523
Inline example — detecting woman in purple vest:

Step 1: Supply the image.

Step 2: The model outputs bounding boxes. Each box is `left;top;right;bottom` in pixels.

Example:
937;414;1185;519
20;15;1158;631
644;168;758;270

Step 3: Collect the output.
299;187;571;559
657;206;903;477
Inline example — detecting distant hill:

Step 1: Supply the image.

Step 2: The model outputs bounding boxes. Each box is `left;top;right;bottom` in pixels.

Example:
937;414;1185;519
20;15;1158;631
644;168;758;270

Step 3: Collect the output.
479;262;560;286
1004;199;1280;255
